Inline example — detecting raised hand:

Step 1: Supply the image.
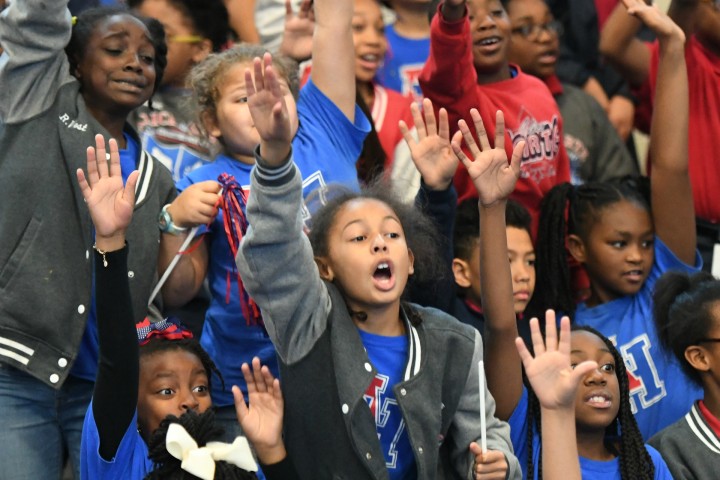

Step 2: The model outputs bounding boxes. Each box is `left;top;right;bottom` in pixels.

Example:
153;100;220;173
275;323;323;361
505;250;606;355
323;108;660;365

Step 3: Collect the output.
233;357;286;465
76;134;138;249
278;0;315;61
245;53;294;166
621;0;685;41
400;98;457;191
515;312;598;411
452;109;524;207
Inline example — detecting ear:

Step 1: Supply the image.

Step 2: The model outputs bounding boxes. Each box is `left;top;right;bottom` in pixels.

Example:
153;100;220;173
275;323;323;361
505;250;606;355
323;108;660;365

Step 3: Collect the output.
407;248;415;276
567;234;586;263
452;258;472;288
685;345;712;373
314;256;334;281
191;39;213;64
201;110;222;139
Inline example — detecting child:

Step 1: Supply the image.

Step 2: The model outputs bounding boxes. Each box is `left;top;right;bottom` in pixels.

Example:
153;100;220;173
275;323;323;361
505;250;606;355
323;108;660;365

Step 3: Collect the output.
158;0;371;441
376;0;433;103
601;0;720;227
530;0;702;439
235;52;521;477
418;0;571;233
353;0;420;201
503;0;638;185
128;0;230;182
75;136;296;478
647;271;720;479
0;2;182;477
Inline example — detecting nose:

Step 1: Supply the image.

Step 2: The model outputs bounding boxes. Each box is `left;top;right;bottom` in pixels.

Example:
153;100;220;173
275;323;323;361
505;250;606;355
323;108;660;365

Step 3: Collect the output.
180;392;200;412
626;244;642;263
513;262;531;284
584;367;607;386
372;233;388;253
123;52;143;72
536;25;554;43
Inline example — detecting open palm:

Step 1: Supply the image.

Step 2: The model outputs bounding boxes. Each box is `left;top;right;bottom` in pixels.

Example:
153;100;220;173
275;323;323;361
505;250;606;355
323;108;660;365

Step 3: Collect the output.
453;109;524;207
233;358;284;450
516;313;598;410
76;135;138;239
400;98;457;191
246;53;293;149
279;0;315;61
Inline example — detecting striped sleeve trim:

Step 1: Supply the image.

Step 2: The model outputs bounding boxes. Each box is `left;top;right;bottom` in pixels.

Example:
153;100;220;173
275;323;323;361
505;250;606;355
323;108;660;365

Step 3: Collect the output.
685;403;720;454
253;145;295;187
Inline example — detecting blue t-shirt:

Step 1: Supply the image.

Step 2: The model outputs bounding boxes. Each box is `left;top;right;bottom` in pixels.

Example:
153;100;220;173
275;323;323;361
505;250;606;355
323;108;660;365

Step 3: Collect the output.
176;77;370;406
375;24;430;104
358;329;416;479
509;388;673;480
80;403;152;479
71;134;139;382
574;237;703;439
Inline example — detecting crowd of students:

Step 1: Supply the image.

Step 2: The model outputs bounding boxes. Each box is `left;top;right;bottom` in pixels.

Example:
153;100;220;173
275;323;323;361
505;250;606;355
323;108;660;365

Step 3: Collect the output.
1;0;719;479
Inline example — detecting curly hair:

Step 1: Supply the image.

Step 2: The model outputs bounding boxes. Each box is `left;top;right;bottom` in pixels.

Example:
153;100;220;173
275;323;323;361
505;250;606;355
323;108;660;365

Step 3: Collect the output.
305;179;447;323
189;43;299;145
524;326;653;480
65;7;168;96
654;270;720;386
145;409;257;480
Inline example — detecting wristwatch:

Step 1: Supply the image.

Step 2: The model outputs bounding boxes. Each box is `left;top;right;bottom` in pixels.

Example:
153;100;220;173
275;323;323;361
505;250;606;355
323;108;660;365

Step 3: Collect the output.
158;204;188;235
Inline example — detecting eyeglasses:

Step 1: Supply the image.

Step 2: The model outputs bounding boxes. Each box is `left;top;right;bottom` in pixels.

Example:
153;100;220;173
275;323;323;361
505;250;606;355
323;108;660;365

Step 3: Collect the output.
167;35;204;44
510;20;563;41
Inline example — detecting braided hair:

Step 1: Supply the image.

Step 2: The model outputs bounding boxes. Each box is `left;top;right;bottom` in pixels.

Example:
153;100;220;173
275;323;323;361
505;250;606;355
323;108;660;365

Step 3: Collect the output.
145;409;257;480
66;7;168;95
529;178;650;317
654;270;720;386
524;326;653;479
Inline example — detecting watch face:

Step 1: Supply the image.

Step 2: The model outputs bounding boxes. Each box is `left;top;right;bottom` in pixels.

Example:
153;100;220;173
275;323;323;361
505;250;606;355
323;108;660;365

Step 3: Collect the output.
158;211;169;230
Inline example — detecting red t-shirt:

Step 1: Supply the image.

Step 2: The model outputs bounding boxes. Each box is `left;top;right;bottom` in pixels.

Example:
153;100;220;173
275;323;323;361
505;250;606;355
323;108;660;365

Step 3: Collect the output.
646;36;720;222
419;7;570;235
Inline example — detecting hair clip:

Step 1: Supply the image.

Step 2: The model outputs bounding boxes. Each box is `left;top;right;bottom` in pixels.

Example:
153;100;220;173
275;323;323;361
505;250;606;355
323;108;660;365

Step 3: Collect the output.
72;16;78;26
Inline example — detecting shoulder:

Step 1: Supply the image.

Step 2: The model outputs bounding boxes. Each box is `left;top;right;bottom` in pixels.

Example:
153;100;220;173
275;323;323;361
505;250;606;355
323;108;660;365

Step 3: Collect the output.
410;303;478;342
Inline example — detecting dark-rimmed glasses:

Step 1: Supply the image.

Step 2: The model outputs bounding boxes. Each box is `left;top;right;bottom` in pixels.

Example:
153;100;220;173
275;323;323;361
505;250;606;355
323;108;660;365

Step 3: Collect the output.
510;20;563;41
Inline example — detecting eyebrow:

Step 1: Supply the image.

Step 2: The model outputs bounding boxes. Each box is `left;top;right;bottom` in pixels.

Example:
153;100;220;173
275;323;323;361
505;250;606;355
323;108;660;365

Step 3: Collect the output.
102;30;153;45
342;215;400;233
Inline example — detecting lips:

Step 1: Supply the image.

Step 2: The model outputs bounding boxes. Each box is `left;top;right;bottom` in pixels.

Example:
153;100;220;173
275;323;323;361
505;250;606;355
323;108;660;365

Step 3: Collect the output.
113;77;147;93
357;53;382;72
584;391;613;409
474;35;503;55
622;269;644;283
513;290;530;301
537;50;558;65
372;260;395;292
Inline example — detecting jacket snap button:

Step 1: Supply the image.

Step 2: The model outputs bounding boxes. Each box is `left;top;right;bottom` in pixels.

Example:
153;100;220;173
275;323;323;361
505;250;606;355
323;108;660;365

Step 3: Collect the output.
364;362;372;372
342;404;349;414
418;446;424;454
49;374;59;384
366;452;372;460
400;388;407;396
128;271;135;278
77;304;85;314
58;358;68;368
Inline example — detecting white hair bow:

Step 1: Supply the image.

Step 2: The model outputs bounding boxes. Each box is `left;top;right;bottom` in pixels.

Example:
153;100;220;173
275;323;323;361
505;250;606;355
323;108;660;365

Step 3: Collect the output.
165;423;258;480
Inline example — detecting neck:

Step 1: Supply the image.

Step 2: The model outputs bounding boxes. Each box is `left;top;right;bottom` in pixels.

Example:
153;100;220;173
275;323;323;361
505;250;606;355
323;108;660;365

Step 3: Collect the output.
86;108;128;147
351;301;405;336
357;81;375;108
391;3;431;39
575;428;615;461
475;65;512;85
228;150;257;166
702;380;720;420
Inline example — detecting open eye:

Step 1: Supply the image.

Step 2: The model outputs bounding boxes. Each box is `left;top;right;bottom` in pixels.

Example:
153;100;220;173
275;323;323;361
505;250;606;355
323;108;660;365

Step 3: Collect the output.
609;240;626;248
351;235;367;242
601;363;615;373
386;232;400;239
193;385;209;394
157;388;174;396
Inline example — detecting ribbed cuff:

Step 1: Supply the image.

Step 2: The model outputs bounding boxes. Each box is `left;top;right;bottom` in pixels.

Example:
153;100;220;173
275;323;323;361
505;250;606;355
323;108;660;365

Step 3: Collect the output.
253;145;295;187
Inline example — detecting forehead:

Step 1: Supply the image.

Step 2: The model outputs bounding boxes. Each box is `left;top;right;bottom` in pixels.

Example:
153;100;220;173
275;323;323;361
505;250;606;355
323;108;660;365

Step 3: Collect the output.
571;330;611;355
506;226;533;252
92;14;152;41
137;0;193;30
354;0;383;15
335;198;401;228
218;61;291;94
468;0;504;13
140;348;205;377
505;0;550;20
592;200;652;234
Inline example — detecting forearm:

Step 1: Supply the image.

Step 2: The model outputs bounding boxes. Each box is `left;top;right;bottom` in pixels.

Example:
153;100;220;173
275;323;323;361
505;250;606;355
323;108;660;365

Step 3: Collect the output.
311;0;355;121
93;245;140;460
599;3;650;86
158;233;207;308
540;408;580;480
479;201;523;420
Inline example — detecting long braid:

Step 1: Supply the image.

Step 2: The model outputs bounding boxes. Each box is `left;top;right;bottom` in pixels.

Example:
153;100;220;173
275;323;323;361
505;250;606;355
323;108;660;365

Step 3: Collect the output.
524;381;543;479
574;326;653;480
528;183;575;318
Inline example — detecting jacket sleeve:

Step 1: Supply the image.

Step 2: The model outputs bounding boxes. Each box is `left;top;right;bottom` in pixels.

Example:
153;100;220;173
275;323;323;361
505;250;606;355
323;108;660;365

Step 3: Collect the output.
236;147;332;365
449;330;521;480
0;0;73;124
419;5;481;134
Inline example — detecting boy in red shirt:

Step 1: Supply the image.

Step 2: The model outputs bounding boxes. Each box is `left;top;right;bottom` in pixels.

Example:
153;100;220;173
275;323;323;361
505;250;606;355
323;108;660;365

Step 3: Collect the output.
419;0;570;233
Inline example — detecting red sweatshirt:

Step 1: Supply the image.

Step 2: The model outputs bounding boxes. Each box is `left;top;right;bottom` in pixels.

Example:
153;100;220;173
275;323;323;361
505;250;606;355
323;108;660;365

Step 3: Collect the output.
419;6;570;234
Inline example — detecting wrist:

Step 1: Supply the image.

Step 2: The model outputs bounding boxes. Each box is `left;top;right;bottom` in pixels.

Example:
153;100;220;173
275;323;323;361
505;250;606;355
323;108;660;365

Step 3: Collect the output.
258;141;292;168
95;234;126;253
159;203;189;234
255;442;287;466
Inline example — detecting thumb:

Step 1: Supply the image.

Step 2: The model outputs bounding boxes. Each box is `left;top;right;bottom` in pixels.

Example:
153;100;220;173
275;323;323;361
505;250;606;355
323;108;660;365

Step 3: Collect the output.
232;385;249;424
124;170;139;206
469;441;484;459
571;360;598;385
